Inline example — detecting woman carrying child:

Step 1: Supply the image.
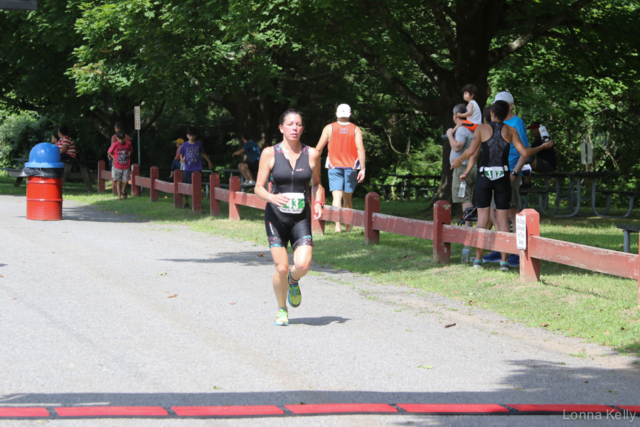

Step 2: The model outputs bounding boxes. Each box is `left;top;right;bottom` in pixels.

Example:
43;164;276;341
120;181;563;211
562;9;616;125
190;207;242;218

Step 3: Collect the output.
254;109;324;326
451;100;553;271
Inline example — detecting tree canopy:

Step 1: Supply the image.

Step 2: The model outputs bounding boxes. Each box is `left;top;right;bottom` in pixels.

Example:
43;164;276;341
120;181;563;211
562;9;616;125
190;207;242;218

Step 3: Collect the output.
1;0;638;198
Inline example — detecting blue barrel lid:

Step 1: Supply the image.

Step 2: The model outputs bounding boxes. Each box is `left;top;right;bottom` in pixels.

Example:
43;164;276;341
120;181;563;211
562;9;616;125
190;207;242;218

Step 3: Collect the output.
25;143;65;168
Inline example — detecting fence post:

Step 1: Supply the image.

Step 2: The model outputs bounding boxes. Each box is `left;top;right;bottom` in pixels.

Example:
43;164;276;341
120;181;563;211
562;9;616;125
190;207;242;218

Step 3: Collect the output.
311;189;325;235
150;166;159;202
192;171;202;214
97;161;105;193
131;164;140;197
433;200;451;263
520;209;541;282
173;169;183;208
229;176;241;220
210;173;220;216
365;192;380;245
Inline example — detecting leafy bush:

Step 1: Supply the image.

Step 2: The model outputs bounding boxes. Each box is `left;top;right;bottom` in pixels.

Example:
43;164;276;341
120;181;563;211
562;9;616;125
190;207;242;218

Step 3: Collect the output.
0;112;55;167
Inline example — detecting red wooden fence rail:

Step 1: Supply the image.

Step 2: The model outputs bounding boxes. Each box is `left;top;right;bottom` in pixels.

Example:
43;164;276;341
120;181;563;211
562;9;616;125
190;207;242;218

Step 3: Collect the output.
98;161;141;197
98;162;202;213
101;169;640;304
208;176;640;303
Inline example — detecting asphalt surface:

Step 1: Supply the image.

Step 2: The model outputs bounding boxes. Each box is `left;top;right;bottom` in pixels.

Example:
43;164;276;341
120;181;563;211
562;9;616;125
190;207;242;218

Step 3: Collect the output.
0;194;639;426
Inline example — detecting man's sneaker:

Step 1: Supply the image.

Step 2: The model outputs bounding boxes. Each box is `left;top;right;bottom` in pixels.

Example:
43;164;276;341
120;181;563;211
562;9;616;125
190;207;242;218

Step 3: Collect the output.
473;259;484;269
287;270;301;308
483;251;501;263
508;254;520;267
500;261;510;272
274;308;289;326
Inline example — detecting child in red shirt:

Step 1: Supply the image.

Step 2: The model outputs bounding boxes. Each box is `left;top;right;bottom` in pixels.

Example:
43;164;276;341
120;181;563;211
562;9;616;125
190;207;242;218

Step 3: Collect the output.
108;130;133;200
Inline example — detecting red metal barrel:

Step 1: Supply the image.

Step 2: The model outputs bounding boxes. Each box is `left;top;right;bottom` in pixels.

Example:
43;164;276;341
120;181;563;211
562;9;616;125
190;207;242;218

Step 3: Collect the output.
26;176;63;220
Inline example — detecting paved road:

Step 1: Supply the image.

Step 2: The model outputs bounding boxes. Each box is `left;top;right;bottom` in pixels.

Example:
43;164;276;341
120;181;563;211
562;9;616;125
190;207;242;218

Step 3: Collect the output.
0;194;638;426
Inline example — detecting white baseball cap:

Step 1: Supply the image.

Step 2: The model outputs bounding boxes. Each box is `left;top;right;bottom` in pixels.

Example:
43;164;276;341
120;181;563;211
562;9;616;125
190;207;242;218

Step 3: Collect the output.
493;91;514;104
336;104;351;117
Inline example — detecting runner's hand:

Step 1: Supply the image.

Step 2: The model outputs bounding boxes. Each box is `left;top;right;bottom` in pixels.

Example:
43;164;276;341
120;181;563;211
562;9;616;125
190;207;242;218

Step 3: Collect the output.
270;193;290;207
313;203;323;220
357;169;365;183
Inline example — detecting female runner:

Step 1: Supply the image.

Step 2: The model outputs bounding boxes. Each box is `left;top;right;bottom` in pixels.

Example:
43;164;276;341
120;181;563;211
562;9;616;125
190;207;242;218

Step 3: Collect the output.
451;100;553;270
254;109;324;326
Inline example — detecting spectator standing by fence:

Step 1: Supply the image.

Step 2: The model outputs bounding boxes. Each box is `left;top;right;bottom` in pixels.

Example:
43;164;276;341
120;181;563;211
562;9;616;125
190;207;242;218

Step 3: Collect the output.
452;100;553;271
107;130;133;201
447;104;477;227
484;91;529;267
315;104;366;233
179;127;213;209
56;126;76;161
110;122;131;168
232;134;261;185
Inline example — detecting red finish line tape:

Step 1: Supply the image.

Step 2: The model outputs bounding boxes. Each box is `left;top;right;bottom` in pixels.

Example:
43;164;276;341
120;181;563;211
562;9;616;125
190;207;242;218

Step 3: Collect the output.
0;404;635;418
508;404;618;414
285;403;397;414
398;404;509;414
172;406;284;416
55;406;168;417
0;407;49;417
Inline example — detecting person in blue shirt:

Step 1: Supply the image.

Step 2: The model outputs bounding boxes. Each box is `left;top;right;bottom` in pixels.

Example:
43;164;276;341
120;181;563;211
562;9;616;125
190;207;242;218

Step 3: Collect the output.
484;91;529;267
233;134;262;184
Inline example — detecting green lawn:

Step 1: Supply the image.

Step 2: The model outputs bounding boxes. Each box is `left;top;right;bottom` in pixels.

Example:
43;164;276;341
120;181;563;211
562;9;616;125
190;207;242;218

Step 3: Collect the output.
2;173;639;357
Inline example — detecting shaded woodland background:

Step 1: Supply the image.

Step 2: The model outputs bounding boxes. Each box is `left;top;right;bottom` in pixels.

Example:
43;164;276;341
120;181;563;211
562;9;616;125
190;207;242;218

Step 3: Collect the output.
1;0;638;199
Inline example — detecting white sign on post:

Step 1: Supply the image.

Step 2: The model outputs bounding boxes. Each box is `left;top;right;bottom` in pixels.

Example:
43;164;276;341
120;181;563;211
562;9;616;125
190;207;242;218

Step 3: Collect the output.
580;142;593;165
516;214;527;251
134;106;141;130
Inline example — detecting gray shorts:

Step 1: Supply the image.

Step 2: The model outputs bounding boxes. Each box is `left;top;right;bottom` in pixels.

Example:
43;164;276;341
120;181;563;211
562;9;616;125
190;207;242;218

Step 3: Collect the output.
112;167;131;182
491;174;520;209
452;165;476;203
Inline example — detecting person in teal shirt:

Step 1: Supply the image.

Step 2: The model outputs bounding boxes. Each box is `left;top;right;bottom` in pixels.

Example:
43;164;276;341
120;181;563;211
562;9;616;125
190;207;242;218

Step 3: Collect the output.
232;134;262;184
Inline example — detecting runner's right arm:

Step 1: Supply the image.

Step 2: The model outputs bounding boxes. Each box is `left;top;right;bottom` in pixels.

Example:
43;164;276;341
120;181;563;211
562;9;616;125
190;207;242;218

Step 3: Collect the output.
254;147;289;207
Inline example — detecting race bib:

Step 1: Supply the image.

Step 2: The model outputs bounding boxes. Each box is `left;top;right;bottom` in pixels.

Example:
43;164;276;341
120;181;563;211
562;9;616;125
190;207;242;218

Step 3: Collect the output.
278;192;305;214
483;166;505;181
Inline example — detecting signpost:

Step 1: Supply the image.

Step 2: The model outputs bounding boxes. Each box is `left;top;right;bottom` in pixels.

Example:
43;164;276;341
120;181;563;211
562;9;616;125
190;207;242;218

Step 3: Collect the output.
134;106;141;167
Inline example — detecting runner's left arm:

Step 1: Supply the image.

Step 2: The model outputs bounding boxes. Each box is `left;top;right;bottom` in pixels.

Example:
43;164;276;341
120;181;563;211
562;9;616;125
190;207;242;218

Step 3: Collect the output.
309;148;325;220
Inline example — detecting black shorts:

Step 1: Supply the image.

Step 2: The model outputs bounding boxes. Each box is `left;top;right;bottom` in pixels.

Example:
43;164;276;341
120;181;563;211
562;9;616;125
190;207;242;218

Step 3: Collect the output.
265;203;313;250
248;160;260;176
475;172;511;210
183;170;200;184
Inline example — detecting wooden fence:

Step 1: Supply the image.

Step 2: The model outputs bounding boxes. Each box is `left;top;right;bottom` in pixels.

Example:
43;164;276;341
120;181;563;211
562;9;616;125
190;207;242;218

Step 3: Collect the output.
98;165;640;304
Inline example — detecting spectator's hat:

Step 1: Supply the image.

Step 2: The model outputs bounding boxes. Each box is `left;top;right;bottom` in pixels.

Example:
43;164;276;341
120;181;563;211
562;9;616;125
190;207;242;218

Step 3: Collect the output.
493;91;514;105
336;104;351;117
174;138;184;144
527;123;541;129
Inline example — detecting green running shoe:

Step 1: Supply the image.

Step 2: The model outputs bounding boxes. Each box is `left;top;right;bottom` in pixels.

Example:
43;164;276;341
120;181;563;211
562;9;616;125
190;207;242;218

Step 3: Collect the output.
500;261;510;272
274;308;289;326
287;270;301;308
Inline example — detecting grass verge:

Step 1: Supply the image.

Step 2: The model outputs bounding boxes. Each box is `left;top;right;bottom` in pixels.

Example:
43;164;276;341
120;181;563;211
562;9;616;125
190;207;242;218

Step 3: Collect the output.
2;173;639;357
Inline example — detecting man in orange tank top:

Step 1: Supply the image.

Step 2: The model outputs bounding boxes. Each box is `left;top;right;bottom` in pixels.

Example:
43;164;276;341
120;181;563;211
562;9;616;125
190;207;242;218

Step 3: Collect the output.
316;104;366;232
